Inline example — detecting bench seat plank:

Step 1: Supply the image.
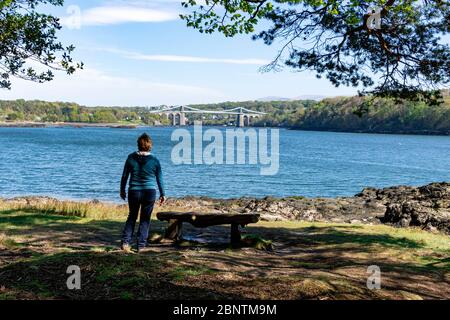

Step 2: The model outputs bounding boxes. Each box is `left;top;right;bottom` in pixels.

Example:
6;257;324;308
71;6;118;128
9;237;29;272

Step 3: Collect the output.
156;212;260;246
157;212;260;228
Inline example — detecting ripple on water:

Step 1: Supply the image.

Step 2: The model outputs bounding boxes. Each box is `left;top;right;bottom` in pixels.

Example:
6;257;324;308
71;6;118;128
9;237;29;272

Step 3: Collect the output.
0;127;449;202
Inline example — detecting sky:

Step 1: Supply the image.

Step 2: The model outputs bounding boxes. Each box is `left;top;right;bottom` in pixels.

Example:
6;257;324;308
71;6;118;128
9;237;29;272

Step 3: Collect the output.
1;0;364;106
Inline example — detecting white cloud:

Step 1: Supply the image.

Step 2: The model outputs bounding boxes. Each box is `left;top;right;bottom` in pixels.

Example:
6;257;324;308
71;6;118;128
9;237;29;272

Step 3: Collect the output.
1;68;225;106
60;5;179;27
128;53;270;65
91;47;271;65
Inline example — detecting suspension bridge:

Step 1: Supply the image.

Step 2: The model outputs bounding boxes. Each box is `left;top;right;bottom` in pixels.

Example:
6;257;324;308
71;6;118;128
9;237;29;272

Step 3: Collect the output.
147;106;267;127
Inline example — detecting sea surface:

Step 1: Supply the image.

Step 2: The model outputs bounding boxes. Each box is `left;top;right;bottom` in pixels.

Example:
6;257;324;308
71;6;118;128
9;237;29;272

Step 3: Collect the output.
1;126;449;202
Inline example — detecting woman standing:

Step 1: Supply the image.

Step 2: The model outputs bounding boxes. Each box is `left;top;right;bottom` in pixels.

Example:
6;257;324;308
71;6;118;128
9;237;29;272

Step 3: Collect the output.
120;133;166;253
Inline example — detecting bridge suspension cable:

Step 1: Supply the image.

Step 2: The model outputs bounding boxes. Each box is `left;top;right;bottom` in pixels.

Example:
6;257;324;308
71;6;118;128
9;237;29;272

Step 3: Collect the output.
147;106;267;115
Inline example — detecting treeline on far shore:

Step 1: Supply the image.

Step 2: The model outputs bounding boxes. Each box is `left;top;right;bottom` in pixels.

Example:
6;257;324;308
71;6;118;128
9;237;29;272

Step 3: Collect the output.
1;90;449;135
0;101;169;125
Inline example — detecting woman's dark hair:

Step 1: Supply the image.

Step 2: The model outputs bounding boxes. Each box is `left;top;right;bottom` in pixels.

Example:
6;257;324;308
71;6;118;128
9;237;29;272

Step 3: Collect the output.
137;133;153;152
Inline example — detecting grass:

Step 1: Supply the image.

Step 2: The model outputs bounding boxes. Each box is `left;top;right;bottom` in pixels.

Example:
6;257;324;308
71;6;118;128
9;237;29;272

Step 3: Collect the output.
241;234;273;251
0;234;23;249
255;221;450;272
170;265;216;281
255;220;450;252
0;198;129;220
0;204;448;300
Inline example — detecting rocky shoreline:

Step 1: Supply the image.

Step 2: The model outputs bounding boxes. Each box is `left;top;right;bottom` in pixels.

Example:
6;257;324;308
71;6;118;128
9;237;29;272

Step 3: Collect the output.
0;122;138;129
2;182;449;234
163;182;449;234
289;127;450;136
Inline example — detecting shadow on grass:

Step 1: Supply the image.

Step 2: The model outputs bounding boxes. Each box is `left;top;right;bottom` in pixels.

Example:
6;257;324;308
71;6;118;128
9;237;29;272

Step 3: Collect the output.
0;208;443;257
1;209;449;299
0;209;425;247
167;224;449;299
0;251;241;300
0;212;79;227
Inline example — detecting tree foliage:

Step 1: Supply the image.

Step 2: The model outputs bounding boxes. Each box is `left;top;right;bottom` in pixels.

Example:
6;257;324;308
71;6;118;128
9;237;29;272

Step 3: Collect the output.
191;92;450;133
0;100;168;124
284;94;450;133
1;91;450;134
181;0;450;104
0;0;82;89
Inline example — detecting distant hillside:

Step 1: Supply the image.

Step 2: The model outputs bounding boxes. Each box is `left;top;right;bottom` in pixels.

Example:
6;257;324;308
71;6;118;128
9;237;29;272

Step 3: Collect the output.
288;95;450;135
256;95;325;102
252;93;450;135
0;100;169;125
1;91;449;135
257;96;291;102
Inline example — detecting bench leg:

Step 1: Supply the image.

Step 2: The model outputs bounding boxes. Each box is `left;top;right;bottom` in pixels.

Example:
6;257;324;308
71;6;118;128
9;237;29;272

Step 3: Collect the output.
165;220;183;241
230;223;241;248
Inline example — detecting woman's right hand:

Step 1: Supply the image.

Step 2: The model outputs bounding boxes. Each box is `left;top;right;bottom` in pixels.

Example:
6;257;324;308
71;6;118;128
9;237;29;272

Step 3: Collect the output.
159;196;167;205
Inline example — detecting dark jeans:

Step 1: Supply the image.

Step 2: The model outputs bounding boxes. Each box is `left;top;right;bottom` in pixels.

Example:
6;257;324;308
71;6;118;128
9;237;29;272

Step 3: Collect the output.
121;189;157;249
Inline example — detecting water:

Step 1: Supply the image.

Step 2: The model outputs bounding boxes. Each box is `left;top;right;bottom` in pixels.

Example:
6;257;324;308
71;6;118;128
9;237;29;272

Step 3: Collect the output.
0;126;449;202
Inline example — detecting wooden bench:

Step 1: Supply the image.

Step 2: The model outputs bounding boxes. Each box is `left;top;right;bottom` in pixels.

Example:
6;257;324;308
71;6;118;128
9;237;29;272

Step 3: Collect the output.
156;212;260;247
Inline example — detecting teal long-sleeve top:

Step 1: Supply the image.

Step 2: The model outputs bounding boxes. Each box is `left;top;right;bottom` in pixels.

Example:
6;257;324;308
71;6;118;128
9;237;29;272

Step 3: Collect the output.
121;152;165;196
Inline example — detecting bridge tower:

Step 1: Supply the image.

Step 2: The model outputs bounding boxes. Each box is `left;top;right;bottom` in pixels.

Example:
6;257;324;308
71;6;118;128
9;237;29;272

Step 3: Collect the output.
237;108;245;128
172;114;177;126
180;106;187;126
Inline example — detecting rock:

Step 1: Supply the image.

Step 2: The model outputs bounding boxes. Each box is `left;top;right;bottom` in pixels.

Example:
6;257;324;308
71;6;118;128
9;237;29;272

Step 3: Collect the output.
425;224;439;233
418;182;450;199
399;217;411;227
383;199;450;233
4;196;57;206
149;182;450;234
356;187;378;199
